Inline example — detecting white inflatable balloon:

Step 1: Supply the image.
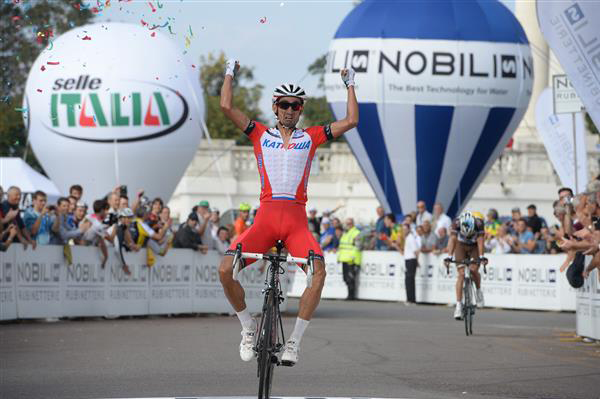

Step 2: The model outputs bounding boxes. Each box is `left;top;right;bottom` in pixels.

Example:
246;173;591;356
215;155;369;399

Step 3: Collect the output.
24;22;204;204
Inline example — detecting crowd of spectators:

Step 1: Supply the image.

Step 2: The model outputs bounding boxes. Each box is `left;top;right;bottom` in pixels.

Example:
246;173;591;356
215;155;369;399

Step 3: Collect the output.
0;184;239;275
2;174;599;282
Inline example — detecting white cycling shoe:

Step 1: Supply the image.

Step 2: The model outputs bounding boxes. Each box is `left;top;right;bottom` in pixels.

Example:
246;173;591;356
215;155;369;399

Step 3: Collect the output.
281;340;299;366
476;290;485;307
454;303;463;320
239;326;256;362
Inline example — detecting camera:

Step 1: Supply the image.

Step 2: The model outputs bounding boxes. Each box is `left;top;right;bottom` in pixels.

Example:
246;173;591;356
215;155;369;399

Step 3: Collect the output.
104;212;118;226
592;216;600;231
564;195;573;205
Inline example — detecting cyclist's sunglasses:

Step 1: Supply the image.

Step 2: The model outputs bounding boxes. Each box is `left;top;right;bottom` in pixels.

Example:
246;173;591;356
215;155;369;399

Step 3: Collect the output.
276;101;303;111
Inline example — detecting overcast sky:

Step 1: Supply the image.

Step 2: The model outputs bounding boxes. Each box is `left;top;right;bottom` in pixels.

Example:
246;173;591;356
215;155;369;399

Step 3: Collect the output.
96;0;514;122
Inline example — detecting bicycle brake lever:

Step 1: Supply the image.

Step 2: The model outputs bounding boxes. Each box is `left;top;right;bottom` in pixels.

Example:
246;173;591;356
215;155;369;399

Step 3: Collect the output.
232;244;242;281
306;250;314;289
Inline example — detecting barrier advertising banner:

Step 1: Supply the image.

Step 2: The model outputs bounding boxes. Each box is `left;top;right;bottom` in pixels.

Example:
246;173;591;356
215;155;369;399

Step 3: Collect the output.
0;245;286;320
290;252;574;313
0;246;17;320
15;245;63;318
537;1;600;129
576;269;600;340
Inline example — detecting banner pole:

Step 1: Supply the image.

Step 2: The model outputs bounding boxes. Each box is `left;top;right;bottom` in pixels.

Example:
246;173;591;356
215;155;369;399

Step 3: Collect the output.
572;112;578;194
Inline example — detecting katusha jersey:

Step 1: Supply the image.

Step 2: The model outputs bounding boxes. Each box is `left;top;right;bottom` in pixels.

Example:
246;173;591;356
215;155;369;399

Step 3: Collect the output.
244;120;333;204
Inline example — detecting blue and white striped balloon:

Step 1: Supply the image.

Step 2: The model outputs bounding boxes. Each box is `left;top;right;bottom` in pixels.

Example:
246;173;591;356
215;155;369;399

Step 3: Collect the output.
325;0;533;218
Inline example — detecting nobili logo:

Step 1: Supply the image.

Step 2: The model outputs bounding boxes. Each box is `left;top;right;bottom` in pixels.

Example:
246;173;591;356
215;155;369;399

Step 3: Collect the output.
42;75;189;143
328;49;532;79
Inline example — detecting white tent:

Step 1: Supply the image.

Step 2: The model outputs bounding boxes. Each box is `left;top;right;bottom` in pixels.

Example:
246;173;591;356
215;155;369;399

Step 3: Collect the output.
0;158;62;205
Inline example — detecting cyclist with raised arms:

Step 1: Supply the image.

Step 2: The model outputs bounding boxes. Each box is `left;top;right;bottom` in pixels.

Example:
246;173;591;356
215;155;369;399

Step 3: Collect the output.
445;212;488;319
218;59;358;366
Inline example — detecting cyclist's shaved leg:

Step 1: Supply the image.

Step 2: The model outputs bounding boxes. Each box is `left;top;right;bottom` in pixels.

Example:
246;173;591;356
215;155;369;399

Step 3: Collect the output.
218;255;247;312
455;266;465;301
297;259;326;320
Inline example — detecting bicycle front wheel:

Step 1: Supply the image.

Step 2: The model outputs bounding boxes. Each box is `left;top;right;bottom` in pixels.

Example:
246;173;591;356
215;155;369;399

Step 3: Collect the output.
258;291;276;399
463;278;472;336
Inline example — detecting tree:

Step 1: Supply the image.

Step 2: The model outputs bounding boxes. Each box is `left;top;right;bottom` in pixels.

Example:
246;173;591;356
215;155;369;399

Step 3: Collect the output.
199;52;265;145
0;0;93;172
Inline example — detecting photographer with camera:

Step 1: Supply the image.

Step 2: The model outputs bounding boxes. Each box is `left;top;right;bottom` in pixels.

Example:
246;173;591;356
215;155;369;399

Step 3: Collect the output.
106;208;137;275
23;190;54;246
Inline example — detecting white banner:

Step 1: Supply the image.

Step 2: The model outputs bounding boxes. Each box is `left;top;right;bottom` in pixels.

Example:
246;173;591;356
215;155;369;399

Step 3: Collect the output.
552;74;585;114
537;1;600;129
290;251;574;312
535;87;588;193
62;246;107;317
576;269;600;340
325;38;533;108
0;244;286;320
0;246;17;320
288;256;346;299
15;245;63;318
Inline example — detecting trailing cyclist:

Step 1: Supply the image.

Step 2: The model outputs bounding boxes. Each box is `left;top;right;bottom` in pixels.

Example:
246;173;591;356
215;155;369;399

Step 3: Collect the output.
445;212;488;319
217;59;358;366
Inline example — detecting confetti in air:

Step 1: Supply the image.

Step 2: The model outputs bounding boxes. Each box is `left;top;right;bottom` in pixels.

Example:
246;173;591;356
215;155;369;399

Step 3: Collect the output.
40;65;46;71
82;35;92;40
14;107;27;113
151;32;156;37
188;25;193;37
259;17;267;24
46;61;60;65
36;89;42;93
148;1;156;12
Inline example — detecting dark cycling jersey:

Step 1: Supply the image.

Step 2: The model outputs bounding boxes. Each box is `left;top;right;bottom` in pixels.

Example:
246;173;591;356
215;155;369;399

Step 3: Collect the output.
450;217;484;245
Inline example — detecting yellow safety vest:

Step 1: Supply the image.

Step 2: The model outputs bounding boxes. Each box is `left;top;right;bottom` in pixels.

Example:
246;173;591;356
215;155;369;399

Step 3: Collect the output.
337;226;361;265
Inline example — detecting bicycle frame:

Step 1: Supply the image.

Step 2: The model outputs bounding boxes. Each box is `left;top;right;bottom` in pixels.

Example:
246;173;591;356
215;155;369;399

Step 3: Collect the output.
231;241;314;399
445;258;485;336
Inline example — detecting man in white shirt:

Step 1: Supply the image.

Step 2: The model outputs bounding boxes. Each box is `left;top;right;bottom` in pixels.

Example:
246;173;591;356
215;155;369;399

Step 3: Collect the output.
403;224;422;304
432;202;452;238
416;200;432;226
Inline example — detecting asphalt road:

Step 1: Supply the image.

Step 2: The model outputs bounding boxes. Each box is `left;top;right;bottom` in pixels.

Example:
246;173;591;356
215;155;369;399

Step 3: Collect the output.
1;299;598;399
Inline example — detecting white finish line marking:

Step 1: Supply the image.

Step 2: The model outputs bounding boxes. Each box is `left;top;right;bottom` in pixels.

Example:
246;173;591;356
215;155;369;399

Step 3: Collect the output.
104;397;414;399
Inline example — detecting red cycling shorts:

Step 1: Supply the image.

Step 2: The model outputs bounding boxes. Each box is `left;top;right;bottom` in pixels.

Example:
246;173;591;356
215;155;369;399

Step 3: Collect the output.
226;201;323;264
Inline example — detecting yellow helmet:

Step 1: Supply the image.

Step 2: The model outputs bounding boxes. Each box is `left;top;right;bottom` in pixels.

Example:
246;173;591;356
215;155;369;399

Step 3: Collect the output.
472;211;484;220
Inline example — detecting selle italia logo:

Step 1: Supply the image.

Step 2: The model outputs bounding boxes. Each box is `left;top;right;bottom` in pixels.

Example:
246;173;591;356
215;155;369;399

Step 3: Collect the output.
44;75;189;143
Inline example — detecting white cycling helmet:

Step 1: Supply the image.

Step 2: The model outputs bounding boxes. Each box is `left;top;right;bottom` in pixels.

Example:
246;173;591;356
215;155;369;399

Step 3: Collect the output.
459;211;475;237
118;207;134;218
272;83;307;103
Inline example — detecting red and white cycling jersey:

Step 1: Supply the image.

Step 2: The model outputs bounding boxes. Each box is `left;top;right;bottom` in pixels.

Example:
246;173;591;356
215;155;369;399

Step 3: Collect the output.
244;121;333;204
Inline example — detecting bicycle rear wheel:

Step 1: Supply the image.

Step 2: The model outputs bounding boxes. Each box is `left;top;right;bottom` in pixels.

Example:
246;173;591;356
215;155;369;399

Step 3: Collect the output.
463;278;472;336
258;290;276;399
